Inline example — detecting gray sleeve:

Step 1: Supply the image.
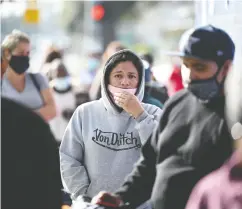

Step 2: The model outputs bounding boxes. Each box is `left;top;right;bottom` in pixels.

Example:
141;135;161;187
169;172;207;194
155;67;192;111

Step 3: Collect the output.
34;73;49;90
59;106;90;200
135;105;162;144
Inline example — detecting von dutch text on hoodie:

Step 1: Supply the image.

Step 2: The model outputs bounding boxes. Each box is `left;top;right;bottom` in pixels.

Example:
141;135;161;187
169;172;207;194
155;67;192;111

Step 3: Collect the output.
59;50;162;200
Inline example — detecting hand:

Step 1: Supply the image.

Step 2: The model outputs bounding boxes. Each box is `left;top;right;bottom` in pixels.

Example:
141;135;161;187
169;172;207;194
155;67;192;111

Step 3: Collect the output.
72;195;92;209
114;92;144;118
91;191;123;208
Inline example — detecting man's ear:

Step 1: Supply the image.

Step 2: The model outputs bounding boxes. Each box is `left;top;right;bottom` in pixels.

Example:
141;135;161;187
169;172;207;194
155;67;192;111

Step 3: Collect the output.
218;60;232;82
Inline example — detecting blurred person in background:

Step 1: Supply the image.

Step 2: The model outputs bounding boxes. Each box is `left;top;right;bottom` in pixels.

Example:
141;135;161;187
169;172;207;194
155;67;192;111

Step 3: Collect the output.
49;59;76;144
89;41;126;101
79;51;102;88
140;52;169;106
60;50;162;205
86;52;102;79
185;56;242;209
140;52;156;82
140;53;154;68
44;46;63;63
48;60;75;208
42;46;63;81
166;29;196;96
167;28;195;93
1;30;56;122
167;63;184;97
2;97;62;209
142;60;163;108
91;25;235;209
102;41;127;64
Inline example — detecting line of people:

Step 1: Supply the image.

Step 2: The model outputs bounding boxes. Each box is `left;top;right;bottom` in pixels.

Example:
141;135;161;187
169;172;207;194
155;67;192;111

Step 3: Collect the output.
67;25;242;209
1;24;241;209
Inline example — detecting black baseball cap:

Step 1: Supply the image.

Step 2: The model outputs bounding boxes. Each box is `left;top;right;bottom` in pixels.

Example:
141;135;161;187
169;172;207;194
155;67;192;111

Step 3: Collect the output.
173;25;235;66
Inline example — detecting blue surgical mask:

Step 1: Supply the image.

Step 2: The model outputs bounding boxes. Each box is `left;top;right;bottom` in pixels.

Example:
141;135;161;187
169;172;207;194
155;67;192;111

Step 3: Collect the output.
54;77;71;91
188;69;223;101
88;58;100;72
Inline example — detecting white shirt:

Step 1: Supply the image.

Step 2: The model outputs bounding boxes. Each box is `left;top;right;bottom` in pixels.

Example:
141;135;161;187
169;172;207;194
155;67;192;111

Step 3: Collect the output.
49;89;76;141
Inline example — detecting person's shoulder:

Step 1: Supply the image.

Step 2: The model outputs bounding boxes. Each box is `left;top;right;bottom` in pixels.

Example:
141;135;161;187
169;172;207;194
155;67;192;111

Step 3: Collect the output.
157;89;193;119
27;72;45;77
75;100;102;113
163;89;192;108
142;101;163;114
192;167;225;195
27;72;48;82
167;89;191;103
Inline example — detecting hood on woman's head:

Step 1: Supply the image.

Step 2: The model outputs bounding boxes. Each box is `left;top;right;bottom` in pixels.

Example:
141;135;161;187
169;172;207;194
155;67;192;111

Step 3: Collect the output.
101;49;145;113
104;49;144;86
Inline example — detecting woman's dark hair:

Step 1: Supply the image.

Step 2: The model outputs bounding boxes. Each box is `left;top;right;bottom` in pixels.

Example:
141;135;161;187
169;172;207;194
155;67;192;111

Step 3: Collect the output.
45;50;62;63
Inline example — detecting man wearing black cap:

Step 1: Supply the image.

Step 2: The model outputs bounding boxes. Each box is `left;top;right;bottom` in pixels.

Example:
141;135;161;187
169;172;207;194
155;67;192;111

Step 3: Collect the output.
185;49;242;209
91;25;236;209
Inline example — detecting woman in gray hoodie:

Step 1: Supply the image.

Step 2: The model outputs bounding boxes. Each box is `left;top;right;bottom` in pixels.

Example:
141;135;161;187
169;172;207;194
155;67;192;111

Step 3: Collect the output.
59;50;162;202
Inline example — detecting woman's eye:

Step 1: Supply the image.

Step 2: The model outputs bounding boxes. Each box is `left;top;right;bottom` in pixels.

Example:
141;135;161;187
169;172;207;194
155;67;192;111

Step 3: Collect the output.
129;75;136;79
115;75;122;78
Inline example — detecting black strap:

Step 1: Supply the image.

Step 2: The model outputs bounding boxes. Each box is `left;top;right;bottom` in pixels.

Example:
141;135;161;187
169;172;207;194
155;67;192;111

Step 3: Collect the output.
29;73;45;104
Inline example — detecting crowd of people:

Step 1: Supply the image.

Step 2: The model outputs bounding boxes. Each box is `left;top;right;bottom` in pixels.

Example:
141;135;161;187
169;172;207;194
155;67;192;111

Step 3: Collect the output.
1;24;241;209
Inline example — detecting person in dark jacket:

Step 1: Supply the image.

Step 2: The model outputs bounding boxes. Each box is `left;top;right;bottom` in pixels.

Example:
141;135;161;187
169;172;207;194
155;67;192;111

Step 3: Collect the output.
1;97;62;209
91;25;235;209
185;55;242;209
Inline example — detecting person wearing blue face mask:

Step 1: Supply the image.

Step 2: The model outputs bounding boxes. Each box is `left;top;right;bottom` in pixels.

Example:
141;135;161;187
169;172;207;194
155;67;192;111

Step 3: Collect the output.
54;75;71;92
87;56;101;77
91;25;236;209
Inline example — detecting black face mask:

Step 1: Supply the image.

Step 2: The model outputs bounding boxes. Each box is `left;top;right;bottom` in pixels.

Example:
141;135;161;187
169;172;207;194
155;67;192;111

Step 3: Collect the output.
9;55;29;74
187;62;225;102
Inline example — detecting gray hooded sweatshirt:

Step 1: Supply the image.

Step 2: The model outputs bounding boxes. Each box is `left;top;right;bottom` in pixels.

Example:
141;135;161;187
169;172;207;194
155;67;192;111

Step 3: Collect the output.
59;50;162;200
